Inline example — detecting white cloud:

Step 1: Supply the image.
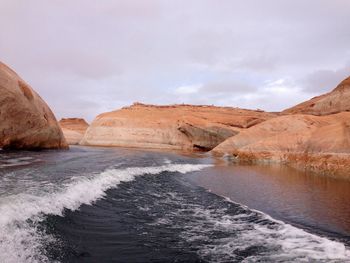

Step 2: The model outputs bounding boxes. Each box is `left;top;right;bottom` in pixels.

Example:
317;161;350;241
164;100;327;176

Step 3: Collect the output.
0;0;349;120
174;84;202;95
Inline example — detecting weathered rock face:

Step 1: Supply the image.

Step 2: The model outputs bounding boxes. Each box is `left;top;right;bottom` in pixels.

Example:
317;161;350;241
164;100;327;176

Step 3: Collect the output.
213;76;350;178
59;118;89;145
283;76;350;115
0;62;68;150
80;103;275;151
213;113;350;154
212;112;350;178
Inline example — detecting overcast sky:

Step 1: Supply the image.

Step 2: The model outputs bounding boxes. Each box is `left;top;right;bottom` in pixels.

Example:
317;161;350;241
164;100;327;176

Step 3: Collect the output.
1;0;349;121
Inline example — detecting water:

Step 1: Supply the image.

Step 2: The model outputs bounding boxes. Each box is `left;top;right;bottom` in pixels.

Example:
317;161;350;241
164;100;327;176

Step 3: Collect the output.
188;162;350;241
0;146;349;262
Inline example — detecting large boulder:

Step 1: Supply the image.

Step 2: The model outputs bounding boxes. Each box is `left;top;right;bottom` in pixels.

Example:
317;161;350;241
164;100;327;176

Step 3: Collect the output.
59;118;89;145
0;61;68;149
283;76;350;115
80;103;275;151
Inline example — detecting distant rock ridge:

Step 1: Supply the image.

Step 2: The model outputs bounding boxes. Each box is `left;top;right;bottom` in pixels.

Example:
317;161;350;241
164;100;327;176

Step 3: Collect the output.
0;61;68;150
125;102;266;112
59;118;89;145
80;103;276;151
283;76;350;116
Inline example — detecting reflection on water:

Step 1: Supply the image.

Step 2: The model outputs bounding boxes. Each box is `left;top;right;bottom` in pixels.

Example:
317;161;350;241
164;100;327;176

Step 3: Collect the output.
188;161;350;239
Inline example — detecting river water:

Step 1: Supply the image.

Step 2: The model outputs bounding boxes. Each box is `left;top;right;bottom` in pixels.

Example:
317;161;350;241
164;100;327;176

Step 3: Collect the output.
0;146;349;262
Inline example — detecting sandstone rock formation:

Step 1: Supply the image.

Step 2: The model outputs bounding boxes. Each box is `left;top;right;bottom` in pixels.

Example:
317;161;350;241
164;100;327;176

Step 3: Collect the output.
80;103;275;151
213;76;350;178
283;76;350;115
213;113;350;155
59;118;89;145
0;61;68;149
213;110;350;178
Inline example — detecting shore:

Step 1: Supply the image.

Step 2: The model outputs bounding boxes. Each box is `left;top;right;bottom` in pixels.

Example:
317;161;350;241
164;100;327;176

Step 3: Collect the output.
212;150;350;180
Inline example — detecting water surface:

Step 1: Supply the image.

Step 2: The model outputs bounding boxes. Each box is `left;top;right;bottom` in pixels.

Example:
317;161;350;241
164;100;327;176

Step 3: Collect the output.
0;146;349;262
189;162;350;241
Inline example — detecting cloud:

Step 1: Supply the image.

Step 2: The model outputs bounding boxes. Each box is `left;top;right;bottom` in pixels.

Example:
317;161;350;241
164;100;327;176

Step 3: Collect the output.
174;84;202;95
201;81;257;94
0;0;349;121
300;63;350;93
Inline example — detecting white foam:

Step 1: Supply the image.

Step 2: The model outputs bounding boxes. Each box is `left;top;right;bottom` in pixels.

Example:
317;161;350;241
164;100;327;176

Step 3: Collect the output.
177;196;350;262
0;163;211;263
223;197;350;260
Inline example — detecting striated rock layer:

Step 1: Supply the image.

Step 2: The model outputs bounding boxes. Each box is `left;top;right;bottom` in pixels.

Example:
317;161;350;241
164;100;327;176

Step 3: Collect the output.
0;61;68;150
59;118;89;145
80;103;275;151
283;76;350;115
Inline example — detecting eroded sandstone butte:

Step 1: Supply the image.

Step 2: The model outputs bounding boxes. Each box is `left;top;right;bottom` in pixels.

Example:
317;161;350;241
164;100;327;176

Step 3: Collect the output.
0;61;68;149
59;118;89;145
80;103;276;151
283;76;350;115
213;76;350;179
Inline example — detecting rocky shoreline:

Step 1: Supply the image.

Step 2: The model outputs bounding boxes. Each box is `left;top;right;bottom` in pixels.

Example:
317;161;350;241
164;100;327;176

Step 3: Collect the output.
1;60;349;179
211;77;350;179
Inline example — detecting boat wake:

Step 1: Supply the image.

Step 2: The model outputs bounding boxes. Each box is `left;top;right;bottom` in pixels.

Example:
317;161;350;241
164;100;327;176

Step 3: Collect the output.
152;193;350;262
0;163;210;263
0;159;349;263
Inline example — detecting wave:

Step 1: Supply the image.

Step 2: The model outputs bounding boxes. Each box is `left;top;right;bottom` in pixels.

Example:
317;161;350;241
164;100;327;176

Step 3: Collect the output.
150;191;350;262
209;197;350;262
222;197;350;262
0;163;211;263
0;156;39;168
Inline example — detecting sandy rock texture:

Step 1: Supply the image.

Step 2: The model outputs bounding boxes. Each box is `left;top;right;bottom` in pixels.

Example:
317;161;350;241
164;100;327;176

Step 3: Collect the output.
0;61;68;150
213;111;350;178
283;76;350;115
80;103;275;151
59;118;89;145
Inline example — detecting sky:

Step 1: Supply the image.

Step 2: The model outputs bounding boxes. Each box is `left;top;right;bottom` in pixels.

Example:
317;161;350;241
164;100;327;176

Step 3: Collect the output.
1;0;349;122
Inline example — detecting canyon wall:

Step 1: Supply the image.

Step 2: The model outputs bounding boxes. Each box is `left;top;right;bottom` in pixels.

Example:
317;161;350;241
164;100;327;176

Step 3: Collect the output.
59;118;89;145
80;103;275;151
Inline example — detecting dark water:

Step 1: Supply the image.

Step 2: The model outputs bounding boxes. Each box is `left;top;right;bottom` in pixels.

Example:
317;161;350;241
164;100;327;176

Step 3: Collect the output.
0;146;349;263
